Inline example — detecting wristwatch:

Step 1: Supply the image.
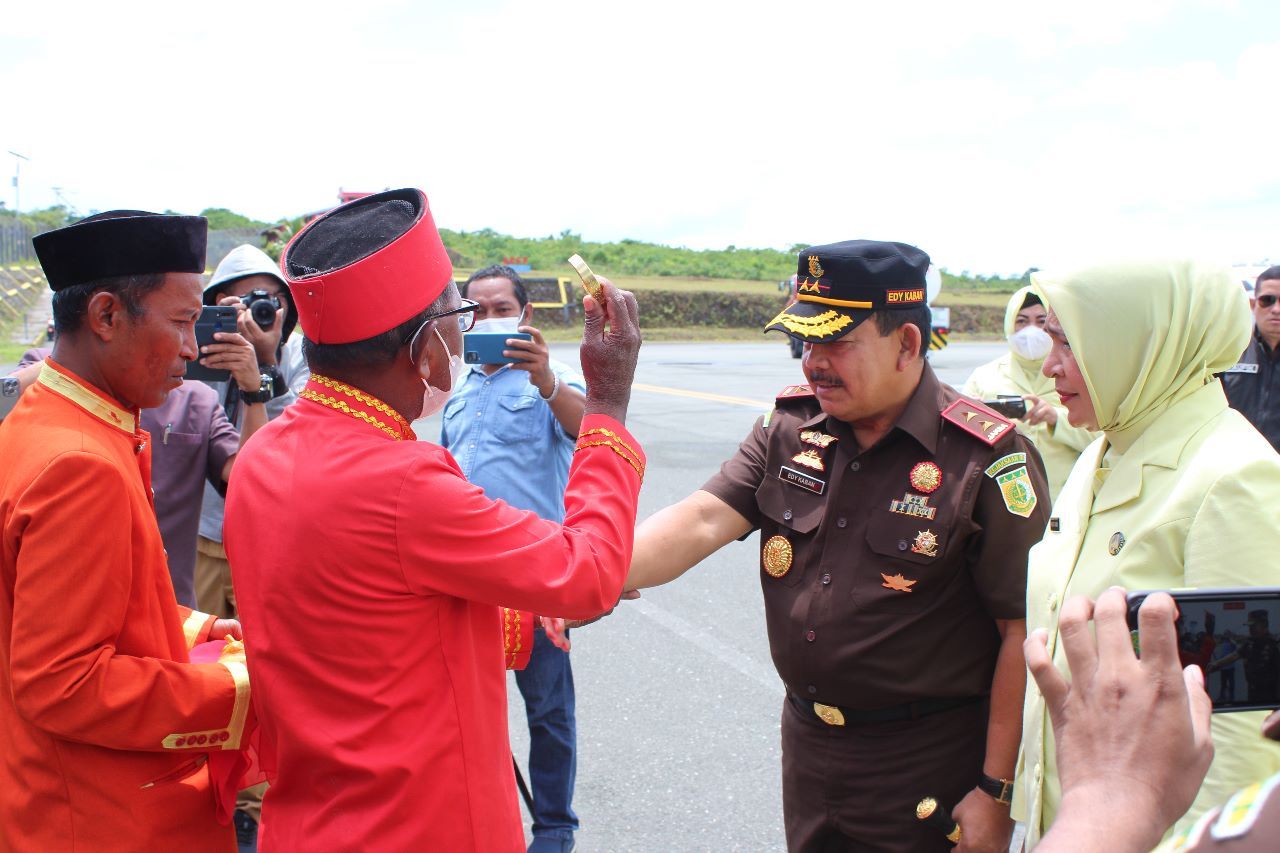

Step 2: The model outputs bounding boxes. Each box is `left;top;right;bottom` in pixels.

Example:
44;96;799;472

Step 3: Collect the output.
239;373;274;405
978;773;1014;805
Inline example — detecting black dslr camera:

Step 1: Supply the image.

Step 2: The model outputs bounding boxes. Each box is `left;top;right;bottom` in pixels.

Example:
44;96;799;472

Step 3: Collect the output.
240;289;281;330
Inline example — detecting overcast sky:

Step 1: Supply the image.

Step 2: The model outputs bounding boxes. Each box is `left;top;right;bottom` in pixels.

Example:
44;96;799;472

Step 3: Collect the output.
2;0;1277;274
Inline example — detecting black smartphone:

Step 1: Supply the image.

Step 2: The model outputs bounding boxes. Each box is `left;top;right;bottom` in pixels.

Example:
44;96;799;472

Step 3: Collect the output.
982;397;1028;419
1126;588;1280;713
462;332;532;365
185;306;238;382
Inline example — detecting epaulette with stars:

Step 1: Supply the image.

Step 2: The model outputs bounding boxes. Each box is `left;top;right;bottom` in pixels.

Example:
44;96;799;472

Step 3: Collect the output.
763;384;815;428
941;398;1015;445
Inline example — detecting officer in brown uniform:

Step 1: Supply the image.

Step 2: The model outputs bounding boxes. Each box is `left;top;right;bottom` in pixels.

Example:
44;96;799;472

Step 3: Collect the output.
626;240;1051;852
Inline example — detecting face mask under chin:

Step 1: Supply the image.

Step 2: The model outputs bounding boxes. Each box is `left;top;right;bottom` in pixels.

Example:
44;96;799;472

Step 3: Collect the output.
418;327;464;419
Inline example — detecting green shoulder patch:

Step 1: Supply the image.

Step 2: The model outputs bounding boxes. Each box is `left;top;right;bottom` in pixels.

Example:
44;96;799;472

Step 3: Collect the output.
995;466;1038;518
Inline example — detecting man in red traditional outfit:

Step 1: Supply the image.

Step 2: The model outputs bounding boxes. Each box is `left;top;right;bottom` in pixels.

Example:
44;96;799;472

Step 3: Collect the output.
224;188;644;851
0;212;252;851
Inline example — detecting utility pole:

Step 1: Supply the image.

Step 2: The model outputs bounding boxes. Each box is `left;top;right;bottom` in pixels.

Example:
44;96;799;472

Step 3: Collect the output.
8;151;30;214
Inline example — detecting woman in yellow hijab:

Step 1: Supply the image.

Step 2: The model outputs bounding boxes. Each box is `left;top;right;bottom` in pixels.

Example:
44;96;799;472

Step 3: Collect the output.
1014;260;1280;848
961;287;1097;499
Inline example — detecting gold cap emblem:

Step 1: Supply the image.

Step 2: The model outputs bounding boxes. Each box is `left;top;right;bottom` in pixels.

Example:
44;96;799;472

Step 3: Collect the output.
762;535;793;578
808;255;825;278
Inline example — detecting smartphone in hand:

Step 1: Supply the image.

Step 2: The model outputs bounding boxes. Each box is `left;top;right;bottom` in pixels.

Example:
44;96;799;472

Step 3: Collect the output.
1127;588;1280;713
185;306;238;382
462;332;532;365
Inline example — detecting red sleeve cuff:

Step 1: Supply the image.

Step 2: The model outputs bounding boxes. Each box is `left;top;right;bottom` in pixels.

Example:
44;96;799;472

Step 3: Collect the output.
503;608;535;670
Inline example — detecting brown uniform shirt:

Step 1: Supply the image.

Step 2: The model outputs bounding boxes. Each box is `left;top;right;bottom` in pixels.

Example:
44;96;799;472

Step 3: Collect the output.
702;363;1050;709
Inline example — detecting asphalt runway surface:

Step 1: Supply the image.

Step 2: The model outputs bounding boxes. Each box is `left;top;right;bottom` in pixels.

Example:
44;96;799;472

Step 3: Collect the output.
427;340;1006;852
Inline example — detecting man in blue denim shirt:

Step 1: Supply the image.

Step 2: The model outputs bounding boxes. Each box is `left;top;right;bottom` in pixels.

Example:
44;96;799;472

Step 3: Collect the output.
441;265;587;853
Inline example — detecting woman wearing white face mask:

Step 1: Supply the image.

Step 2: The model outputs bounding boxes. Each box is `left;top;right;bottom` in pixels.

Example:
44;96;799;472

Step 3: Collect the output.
961;287;1098;499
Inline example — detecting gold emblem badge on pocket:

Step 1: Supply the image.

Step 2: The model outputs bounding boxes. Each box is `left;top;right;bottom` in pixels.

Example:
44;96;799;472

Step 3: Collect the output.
910;530;939;557
762;535;794;578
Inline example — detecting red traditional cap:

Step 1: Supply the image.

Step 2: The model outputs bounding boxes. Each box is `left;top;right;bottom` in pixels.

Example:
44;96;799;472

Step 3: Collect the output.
281;188;453;344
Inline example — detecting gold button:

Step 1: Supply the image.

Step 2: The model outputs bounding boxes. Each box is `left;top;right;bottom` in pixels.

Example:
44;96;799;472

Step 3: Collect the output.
1047;593;1058;612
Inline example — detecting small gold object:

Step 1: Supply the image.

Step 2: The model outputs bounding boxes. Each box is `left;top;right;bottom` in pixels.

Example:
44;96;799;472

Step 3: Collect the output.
948;825;962;844
813;702;845;726
910;530;939;558
791;448;825;471
916;797;938;820
769;308;854;339
799;430;836;448
762;535;793;578
567;254;607;307
1108;531;1126;556
808;255;825;278
881;573;918;593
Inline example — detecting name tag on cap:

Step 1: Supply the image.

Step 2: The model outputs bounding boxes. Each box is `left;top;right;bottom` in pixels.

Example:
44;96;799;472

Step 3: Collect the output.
1225;363;1259;374
779;465;825;495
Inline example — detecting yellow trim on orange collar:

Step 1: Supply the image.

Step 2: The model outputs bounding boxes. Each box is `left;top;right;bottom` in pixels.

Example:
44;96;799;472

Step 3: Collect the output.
36;362;137;433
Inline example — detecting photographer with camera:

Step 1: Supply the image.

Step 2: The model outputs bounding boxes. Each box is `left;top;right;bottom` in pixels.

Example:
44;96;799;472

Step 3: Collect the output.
194;243;307;849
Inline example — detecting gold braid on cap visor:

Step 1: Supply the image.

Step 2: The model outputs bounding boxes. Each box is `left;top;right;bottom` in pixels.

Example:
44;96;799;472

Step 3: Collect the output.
768;307;855;339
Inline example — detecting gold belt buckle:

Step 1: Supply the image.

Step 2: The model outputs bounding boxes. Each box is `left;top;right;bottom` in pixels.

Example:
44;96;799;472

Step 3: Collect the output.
813;702;845;726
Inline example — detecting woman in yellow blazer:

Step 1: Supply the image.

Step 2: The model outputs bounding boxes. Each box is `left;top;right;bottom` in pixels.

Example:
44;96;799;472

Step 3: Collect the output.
1014;260;1280;848
961;286;1097;500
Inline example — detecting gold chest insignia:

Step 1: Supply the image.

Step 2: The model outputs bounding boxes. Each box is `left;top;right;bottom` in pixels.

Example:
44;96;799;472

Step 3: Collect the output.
808;255;825;278
791;448;825;471
762;535;794;578
889;493;937;520
800;430;837;449
881;572;917;592
1108;532;1126;556
909;461;942;494
910;530;939;558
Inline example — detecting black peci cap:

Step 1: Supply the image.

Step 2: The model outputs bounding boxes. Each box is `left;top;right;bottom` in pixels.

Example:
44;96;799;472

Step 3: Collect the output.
33;210;207;292
766;239;931;343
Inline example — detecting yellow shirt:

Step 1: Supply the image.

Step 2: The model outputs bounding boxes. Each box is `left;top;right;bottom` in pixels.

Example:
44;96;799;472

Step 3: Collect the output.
1014;382;1280;848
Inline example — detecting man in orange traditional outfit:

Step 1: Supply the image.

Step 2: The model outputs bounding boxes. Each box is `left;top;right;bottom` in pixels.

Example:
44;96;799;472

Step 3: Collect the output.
224;188;645;851
0;212;252;851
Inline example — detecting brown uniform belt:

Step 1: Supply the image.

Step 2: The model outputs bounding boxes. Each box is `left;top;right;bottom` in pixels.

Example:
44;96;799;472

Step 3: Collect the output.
788;691;984;726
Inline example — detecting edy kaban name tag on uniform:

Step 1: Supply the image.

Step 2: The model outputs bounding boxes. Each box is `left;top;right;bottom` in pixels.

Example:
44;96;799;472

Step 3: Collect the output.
779;465;825;495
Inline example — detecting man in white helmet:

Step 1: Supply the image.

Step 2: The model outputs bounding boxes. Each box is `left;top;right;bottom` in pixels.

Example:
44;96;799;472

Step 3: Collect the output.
194;243;309;848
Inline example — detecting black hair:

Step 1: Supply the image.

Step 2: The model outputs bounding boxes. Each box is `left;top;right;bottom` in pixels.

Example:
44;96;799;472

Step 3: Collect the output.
461;265;528;307
1019;291;1043;310
303;289;453;373
872;305;932;360
1257;266;1280;288
51;272;166;335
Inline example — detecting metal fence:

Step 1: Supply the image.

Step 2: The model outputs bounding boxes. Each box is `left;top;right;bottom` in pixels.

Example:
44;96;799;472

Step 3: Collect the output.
0;221;38;266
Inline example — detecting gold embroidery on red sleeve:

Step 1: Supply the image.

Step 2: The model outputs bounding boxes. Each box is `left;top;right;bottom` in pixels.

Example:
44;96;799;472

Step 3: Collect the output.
574;427;645;479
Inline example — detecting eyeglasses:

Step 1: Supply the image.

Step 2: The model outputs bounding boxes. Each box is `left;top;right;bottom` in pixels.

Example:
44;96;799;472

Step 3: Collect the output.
406;298;479;362
1259;294;1278;309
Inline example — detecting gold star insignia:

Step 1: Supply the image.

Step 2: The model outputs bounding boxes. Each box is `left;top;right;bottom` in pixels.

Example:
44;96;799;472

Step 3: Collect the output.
963;411;977;422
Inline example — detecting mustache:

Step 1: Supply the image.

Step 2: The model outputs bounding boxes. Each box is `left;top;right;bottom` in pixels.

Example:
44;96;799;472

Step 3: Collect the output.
808;371;845;387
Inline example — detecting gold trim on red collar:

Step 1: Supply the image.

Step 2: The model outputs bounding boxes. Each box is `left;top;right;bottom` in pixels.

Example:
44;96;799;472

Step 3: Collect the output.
301;375;416;441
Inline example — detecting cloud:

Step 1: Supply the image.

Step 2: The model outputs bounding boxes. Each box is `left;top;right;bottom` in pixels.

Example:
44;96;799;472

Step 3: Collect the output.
1;0;1276;273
